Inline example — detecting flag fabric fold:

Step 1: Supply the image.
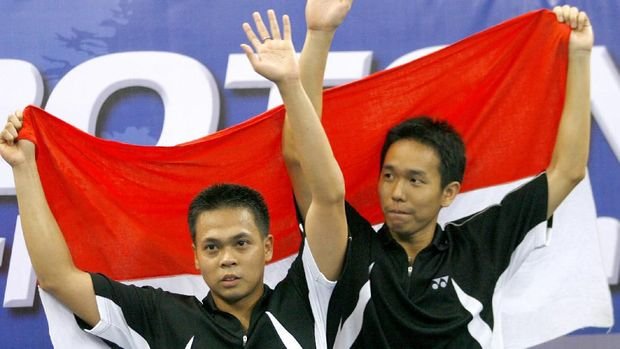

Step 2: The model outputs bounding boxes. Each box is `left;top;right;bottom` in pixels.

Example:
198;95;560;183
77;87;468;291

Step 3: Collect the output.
19;9;611;348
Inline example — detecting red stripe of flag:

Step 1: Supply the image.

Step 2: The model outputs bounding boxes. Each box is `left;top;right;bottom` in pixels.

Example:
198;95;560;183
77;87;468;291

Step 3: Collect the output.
19;10;569;281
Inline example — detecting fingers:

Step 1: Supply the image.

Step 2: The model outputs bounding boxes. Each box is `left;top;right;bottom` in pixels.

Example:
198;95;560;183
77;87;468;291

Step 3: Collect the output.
267;10;281;41
553;5;569;23
243;9;289;50
553;5;589;30
9;111;23;128
0;129;9;145
1;123;17;146
568;5;578;28
0;111;24;146
252;11;272;42
282;14;291;42
240;43;258;67
242;22;261;52
576;11;590;31
5;123;18;142
14;110;23;122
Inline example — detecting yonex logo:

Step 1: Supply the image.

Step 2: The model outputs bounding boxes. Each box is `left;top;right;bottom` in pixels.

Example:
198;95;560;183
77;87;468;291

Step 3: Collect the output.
431;276;450;290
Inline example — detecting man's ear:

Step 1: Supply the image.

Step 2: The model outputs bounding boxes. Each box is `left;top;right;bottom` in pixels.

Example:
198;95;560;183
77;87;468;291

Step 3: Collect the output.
264;234;274;263
192;243;200;270
441;181;461;207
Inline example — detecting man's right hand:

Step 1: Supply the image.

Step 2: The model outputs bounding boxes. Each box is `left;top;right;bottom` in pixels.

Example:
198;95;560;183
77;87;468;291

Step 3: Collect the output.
241;10;299;86
306;0;353;32
0;110;35;167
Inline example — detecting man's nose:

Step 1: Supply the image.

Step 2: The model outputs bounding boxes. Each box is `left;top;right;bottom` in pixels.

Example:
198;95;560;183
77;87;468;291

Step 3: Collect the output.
391;179;406;202
220;247;237;267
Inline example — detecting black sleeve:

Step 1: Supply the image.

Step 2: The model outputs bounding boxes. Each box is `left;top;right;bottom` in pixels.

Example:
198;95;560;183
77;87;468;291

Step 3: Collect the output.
448;173;549;271
75;273;170;347
326;201;378;347
297;199;378;281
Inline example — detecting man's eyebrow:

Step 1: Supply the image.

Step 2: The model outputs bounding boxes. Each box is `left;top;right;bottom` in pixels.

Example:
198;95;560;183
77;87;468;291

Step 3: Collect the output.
230;232;252;240
202;237;221;244
405;169;427;177
199;231;253;245
382;164;427;177
224;232;254;244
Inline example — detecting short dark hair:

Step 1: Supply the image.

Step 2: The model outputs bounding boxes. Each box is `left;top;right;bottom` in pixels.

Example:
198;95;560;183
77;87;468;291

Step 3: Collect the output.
188;184;270;242
380;116;466;188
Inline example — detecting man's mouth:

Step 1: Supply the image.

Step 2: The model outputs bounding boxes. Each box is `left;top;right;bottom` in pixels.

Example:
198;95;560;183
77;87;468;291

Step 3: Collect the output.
387;208;410;215
386;209;412;221
221;274;241;287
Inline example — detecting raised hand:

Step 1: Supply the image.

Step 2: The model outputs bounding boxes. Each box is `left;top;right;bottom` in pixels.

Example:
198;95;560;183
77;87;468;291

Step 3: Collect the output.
553;5;594;53
0;110;35;167
305;0;353;32
241;10;299;85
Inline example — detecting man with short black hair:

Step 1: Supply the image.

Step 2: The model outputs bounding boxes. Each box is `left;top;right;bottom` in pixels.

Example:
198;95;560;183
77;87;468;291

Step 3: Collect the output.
283;4;594;348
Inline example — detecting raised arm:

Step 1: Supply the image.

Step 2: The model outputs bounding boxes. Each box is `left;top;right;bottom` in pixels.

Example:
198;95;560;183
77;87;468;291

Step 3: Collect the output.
282;0;353;219
546;6;594;218
0;111;99;326
242;11;347;280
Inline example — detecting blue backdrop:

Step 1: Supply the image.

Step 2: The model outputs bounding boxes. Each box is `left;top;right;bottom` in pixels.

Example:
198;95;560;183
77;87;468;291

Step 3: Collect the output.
0;0;618;347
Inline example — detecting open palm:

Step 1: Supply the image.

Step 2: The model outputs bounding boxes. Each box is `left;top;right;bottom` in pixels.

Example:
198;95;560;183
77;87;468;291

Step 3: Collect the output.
241;10;299;84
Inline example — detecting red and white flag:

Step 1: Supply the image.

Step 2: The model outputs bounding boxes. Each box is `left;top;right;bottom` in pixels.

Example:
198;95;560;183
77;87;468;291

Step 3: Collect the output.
19;10;612;348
